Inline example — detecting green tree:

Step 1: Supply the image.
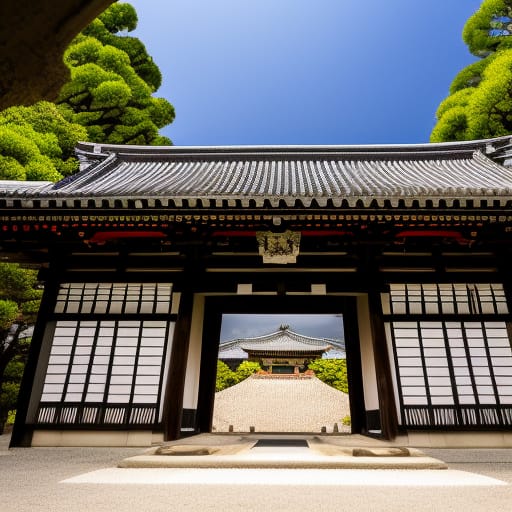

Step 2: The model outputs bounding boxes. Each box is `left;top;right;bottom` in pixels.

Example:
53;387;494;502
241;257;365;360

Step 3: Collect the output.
0;1;175;431
215;360;262;391
57;2;175;145
0;264;42;433
234;360;261;382
82;2;163;92
308;359;348;393
431;0;512;141
0;338;31;431
463;0;512;56
0;102;87;181
0;3;174;182
216;361;238;392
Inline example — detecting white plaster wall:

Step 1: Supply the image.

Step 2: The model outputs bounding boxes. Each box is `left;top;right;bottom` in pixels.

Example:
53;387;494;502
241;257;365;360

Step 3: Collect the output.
31;430;161;447
182;294;205;409
356;294;379;411
384;320;402;422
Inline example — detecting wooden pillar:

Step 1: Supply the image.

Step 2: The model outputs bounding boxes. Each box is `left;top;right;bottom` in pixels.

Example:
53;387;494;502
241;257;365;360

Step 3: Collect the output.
196;300;223;433
368;289;398;439
162;288;194;441
342;297;366;435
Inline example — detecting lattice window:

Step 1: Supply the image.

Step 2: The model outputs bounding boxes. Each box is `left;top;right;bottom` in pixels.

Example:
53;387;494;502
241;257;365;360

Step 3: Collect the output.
387;283;512;427
38;281;175;426
41;320;171;407
54;283;173;315
391;320;512;408
388;284;508;316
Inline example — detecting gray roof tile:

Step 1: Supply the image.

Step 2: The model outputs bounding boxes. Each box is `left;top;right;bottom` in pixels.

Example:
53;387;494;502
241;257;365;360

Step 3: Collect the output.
219;328;345;356
3;137;512;209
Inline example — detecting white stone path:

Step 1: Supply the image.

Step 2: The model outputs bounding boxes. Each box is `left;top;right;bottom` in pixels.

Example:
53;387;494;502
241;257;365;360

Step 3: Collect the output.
62;468;506;486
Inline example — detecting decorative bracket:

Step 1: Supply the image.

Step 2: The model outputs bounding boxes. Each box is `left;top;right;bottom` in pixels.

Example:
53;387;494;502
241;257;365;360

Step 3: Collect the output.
256;230;301;264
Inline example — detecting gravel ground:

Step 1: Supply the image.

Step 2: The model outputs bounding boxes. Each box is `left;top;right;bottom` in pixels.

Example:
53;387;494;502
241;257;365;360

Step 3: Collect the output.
212;375;351;433
3;435;512;512
4;383;512;511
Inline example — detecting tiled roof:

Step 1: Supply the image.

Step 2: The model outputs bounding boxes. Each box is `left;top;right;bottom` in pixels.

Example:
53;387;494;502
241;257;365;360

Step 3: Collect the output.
219;328;345;357
0;181;53;194
3;137;512;209
239;338;332;354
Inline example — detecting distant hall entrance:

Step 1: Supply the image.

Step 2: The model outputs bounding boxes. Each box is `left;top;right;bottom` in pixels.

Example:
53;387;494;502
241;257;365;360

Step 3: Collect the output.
214;318;349;433
194;295;366;435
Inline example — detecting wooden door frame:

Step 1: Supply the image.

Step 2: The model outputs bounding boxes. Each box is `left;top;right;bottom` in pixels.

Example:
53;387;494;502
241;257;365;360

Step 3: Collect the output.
195;294;367;434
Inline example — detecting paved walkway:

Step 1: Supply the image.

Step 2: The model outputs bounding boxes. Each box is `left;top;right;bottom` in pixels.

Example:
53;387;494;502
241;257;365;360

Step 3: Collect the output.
119;433;447;469
3;431;512;511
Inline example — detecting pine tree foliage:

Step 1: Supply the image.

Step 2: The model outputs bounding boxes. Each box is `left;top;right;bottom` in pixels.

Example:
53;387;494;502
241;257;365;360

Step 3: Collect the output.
57;2;175;145
0;102;87;181
0;2;175;183
431;0;512;141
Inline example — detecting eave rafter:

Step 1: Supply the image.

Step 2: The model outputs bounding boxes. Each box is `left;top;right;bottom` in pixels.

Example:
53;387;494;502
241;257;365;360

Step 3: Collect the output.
2;137;512;260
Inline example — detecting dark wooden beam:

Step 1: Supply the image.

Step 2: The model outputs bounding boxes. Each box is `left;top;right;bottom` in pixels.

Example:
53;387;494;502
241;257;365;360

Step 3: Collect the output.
196;299;223;433
368;289;398;440
162;288;195;441
339;298;366;434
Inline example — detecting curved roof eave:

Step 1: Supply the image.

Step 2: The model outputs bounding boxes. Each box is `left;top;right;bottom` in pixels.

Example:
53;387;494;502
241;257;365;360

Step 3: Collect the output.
3;137;512;207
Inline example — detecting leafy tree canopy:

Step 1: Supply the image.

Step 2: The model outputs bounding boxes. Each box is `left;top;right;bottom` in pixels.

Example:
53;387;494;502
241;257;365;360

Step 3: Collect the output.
0;337;31;430
215;360;262;392
464;0;512;56
235;361;262;381
308;359;348;393
431;0;512;142
0;2;174;183
58;2;175;145
216;360;238;392
0;102;87;181
449;57;495;94
83;2;162;91
0;264;42;432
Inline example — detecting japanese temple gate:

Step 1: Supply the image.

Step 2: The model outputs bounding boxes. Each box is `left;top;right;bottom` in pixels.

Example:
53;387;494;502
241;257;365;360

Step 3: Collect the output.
3;136;512;446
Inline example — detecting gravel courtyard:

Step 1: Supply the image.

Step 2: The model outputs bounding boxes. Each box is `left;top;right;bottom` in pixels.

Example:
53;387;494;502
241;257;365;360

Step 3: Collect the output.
212;375;351;433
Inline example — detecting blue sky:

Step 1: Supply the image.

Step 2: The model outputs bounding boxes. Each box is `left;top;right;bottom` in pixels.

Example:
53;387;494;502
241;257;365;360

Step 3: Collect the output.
126;1;484;339
128;0;483;146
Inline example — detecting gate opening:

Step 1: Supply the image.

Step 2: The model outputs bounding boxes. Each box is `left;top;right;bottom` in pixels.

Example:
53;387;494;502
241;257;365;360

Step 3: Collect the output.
212;313;350;433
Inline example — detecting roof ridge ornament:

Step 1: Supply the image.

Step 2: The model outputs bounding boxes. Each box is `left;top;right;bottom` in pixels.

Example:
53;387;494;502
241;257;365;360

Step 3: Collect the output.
483;137;512;167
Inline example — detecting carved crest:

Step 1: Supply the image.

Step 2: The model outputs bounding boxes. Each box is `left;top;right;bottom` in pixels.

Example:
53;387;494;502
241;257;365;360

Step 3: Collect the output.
256;230;301;264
